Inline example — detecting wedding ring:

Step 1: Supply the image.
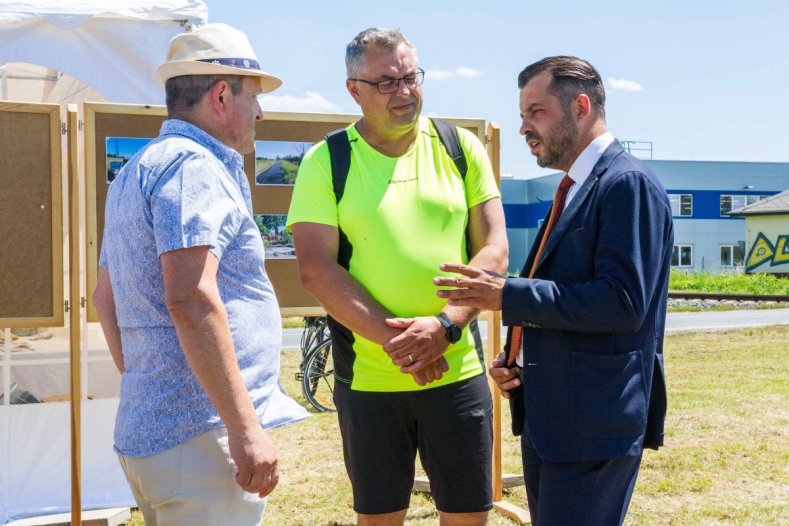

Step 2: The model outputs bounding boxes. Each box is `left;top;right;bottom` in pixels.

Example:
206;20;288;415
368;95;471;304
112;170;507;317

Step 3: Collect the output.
408;354;414;364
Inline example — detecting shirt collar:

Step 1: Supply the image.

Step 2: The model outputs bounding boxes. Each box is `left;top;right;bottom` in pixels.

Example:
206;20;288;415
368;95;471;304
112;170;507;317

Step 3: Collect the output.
566;131;614;185
160;119;244;171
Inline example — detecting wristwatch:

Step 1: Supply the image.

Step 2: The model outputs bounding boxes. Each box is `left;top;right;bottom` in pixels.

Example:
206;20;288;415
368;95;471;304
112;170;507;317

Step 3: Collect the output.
436;313;462;344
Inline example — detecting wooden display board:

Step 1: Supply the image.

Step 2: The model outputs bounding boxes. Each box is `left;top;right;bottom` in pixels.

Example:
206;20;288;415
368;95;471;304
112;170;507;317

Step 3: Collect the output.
84;103;487;319
0;102;64;327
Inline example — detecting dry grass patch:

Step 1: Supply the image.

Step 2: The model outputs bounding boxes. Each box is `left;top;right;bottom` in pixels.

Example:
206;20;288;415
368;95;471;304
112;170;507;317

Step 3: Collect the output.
128;326;789;525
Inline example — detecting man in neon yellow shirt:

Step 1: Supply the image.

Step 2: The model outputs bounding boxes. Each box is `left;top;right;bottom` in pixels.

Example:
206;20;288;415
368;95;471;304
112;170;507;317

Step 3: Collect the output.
287;27;507;525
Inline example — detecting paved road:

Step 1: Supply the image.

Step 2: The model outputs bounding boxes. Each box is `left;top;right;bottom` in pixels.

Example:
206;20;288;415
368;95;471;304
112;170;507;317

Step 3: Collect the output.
282;308;789;350
664;308;789;333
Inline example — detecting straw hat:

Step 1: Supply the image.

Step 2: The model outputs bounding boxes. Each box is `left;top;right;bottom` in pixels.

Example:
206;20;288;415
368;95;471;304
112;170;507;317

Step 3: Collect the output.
156;23;282;94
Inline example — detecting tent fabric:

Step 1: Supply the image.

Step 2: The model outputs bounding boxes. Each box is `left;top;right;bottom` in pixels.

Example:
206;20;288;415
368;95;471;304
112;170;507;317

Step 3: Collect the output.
0;1;207;27
0;400;130;524
0;63;106;104
0;0;208;104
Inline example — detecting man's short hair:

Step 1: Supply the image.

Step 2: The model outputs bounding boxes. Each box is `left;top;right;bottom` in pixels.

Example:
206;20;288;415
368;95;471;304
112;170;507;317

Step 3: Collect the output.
165;74;245;117
345;27;417;78
518;56;606;119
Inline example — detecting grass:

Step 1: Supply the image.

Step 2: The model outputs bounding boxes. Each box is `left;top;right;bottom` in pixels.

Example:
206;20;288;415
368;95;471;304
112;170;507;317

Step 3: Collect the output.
669;269;789;295
282;316;306;329
128;325;789;525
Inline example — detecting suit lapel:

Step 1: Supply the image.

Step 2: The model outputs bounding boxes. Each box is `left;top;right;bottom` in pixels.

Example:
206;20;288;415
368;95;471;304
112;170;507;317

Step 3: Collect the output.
532;141;626;274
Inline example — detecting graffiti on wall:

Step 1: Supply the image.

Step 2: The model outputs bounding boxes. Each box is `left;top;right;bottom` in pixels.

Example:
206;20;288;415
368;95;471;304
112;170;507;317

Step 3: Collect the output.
745;232;789;271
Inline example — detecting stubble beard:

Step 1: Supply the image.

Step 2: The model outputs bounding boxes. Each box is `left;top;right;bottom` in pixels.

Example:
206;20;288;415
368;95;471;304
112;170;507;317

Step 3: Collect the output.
534;108;579;170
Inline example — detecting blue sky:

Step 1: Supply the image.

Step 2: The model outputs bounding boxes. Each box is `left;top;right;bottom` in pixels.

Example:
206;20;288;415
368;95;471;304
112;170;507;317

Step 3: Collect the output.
207;0;789;179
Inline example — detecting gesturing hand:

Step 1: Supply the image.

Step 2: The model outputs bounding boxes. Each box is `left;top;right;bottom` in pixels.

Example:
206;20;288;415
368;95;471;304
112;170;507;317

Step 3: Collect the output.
228;425;280;498
434;263;505;311
488;352;521;399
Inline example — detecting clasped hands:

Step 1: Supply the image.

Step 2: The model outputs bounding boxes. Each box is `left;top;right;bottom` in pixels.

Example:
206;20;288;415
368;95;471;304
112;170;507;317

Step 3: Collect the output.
381;262;507;386
382;316;450;386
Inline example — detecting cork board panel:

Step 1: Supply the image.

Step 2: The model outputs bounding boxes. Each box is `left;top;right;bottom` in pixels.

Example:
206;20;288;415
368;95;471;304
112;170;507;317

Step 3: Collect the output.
0;102;64;327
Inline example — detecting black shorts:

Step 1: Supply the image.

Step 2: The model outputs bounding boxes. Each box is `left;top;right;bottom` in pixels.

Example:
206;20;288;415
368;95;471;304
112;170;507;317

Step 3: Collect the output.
334;373;493;515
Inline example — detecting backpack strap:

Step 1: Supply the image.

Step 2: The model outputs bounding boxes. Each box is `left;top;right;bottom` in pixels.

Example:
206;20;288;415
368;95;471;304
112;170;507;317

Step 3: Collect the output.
324;128;354;270
429;117;468;180
325;128;352;204
429;118;474;260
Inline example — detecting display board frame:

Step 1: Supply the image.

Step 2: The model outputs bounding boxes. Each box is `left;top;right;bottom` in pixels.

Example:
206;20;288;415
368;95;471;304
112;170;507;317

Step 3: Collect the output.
0;102;64;327
84;103;487;318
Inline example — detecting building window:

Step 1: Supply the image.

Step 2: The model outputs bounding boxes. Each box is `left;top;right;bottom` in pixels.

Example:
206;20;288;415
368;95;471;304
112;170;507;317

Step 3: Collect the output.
720;194;770;215
672;245;693;267
720;244;745;267
669;194;693;217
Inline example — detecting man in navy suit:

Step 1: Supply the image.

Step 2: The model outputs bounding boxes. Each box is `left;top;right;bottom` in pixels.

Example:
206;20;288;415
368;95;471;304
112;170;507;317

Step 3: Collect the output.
435;56;672;525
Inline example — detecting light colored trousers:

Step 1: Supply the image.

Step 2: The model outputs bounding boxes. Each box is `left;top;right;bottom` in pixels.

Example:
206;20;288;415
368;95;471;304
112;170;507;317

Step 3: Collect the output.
118;427;266;526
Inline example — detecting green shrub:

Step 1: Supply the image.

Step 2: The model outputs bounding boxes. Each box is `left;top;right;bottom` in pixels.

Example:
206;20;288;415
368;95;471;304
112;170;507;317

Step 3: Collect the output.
669;269;789;295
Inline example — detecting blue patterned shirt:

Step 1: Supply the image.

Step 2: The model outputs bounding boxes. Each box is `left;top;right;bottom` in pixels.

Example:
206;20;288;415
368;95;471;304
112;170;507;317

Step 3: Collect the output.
100;119;308;457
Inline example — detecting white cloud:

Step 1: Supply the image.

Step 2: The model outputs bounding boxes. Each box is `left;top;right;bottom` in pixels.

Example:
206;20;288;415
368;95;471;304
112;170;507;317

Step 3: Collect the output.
455;67;482;78
425;67;483;80
425;69;453;80
259;92;339;112
608;77;644;92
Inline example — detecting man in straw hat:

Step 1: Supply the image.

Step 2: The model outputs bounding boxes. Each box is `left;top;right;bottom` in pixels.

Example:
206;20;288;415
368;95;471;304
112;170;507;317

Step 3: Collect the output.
94;23;308;525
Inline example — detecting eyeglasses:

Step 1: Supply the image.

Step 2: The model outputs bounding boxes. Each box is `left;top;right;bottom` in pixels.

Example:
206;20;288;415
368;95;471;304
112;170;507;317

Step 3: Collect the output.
349;68;425;94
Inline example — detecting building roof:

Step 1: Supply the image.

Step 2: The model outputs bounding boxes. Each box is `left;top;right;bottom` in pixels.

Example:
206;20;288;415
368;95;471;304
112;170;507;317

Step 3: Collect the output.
729;189;789;215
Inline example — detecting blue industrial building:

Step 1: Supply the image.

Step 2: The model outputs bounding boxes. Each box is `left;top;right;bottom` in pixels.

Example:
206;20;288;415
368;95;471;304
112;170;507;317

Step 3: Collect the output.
501;160;789;275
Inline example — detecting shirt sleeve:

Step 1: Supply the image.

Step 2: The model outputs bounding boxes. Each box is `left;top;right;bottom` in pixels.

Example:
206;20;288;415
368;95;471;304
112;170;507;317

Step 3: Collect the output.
148;153;241;260
99;234;108;268
286;141;338;230
457;127;501;208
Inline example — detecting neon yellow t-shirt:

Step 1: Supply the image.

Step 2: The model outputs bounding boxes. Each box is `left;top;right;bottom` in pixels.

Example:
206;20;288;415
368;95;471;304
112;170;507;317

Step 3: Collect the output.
287;117;499;391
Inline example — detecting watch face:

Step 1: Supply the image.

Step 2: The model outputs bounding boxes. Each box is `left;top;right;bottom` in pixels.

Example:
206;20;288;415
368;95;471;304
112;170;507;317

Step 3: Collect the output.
448;324;462;343
438;313;462;344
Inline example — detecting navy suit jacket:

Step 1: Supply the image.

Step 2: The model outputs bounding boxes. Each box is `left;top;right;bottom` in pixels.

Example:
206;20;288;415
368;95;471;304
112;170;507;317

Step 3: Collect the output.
502;140;672;463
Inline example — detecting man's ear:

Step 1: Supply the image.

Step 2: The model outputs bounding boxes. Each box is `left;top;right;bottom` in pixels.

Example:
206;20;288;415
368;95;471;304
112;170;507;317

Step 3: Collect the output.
574;93;591;121
209;79;230;115
346;79;362;106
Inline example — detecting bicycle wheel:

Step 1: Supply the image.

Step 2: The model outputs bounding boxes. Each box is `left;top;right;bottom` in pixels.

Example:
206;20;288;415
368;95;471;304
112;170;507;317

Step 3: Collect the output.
301;338;336;412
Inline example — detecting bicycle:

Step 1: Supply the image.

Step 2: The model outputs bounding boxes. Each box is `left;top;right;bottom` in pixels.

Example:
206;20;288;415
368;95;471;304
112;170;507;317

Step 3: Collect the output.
295;316;336;412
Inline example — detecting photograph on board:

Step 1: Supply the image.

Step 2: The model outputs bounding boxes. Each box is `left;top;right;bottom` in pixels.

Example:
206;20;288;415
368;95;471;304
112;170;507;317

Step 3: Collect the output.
254;140;314;186
254;214;294;259
106;137;152;183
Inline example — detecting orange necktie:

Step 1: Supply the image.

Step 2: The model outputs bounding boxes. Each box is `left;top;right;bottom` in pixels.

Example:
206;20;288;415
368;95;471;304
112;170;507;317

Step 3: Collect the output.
508;175;574;366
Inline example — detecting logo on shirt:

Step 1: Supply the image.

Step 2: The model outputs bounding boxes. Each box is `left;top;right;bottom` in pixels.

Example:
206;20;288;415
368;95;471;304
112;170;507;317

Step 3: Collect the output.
388;176;418;184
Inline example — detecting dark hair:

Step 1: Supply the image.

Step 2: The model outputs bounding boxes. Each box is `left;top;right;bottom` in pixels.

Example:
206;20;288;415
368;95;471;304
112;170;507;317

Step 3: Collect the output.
165;74;245;117
345;27;416;78
517;56;606;119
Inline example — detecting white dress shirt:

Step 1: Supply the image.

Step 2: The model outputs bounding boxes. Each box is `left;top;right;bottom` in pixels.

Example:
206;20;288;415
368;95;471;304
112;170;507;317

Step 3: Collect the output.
563;131;614;210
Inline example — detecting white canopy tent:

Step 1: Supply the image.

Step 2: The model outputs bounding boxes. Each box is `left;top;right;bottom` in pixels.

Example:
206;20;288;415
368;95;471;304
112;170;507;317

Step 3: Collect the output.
0;1;207;522
0;0;208;104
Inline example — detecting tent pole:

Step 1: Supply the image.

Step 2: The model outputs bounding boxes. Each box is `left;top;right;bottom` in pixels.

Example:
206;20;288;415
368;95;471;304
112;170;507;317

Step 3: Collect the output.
68;105;83;526
1;63;8;100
